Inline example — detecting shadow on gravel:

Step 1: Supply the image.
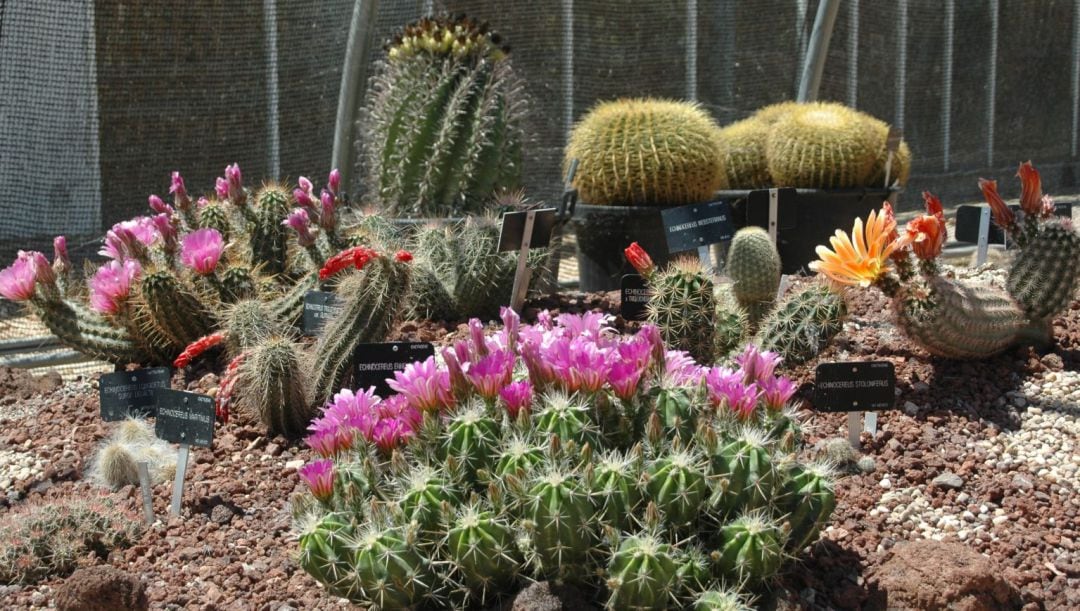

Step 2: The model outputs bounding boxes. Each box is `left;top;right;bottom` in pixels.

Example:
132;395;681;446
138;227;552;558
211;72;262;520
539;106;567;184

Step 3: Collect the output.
774;539;873;610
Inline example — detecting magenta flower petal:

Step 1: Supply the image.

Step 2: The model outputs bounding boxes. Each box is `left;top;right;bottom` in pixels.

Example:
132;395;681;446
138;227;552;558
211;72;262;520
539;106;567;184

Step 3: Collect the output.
328;169;341;195
0;255;37;301
88;259;141;314
499;380;533;418
283;208;316;247
760;376;797;411
607;361;644;401
299;459;335;502
466;349;514;399
387;355;452;413
180;228;224;275
735;344;781;384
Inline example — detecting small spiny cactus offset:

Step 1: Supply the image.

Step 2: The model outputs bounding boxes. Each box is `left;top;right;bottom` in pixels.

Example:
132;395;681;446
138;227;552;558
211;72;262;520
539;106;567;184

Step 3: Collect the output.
725;227;781;329
134;268;213;350
754;279;847;366
566;98;724;206
231;335;313;438
812;164;1079;359
308;247;413;405
625;243;719;364
362;14;526;218
294;309;832;608
249;185;291;275
89;418;179;490
693;588;754;611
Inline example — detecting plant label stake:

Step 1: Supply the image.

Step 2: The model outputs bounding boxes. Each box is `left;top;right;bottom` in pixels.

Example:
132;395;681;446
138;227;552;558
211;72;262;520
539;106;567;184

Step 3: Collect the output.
883;127;902;187
776;274;792;301
768;188;780;244
153;389;214;517
975;205;992;266
498;207;557;313
354;342;436;397
137;461;154;525
302;291;343;336
813;361;895;449
98;367;171;422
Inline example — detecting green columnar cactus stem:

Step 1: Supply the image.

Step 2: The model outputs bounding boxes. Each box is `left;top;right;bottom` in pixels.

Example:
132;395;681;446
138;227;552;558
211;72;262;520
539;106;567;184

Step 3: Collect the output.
309;256;410;405
251;186;290;276
648;386;697;441
364;16;526;218
197;201;232;238
646;257;718;364
296;513;357;599
534;392;597;448
892;275;1028;359
645;448;709;528
779;462;836;552
397;465;463;531
713;287;749;360
1006;220;1080;322
755;280;846;365
271;271;318;328
135;270;212;350
765;102;880;189
221;299;275;354
218;265;258;303
590;449;643;531
520;468;595;578
233;336;312;438
444;504;520;595
28;298;149;364
710;429;775;515
605;532;680;611
493;435;545;479
566;98;724;206
714;512;787;586
726;227;781;329
443;403;501;481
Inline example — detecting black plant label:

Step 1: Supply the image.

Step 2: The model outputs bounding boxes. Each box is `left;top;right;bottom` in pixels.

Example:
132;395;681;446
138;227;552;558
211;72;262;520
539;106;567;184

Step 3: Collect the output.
99;367;172;422
154;389;214;448
303;291;343;336
660;200;735;253
353;342;436;397
813;361;895;412
620;274;651;322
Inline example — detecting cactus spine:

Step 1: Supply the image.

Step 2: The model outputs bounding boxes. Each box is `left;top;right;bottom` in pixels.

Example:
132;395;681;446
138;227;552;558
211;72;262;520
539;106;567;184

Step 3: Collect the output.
605;532;681;611
726;227;781;328
363;15;526;218
233;336;312;438
309;255;411;405
250;186;290;275
135;270;212;349
714;511;787;586
566;98;724;206
1006;221;1080;322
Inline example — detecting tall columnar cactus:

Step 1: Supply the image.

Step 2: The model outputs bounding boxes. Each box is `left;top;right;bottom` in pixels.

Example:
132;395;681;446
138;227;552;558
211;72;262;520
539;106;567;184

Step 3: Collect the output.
309;248;413;405
726;227;781;328
1007;221;1080;321
250;185;291;275
295;314;835;608
363;14;527;218
754;280;847;365
566;98;724;206
232;336;312;438
135;269;212;350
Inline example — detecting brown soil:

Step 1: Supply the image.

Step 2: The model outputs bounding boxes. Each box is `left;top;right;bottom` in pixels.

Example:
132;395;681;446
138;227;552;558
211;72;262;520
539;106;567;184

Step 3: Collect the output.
0;283;1077;609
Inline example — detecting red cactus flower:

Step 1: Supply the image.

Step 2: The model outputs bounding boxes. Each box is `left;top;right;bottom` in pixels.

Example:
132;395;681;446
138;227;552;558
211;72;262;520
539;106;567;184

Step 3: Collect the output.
624;242;655;277
905;214;947;261
1017;161;1042;216
214;352;246;424
173;331;226;368
318;246;380;280
978;178;1015;230
393;250;413;263
921;191;945;220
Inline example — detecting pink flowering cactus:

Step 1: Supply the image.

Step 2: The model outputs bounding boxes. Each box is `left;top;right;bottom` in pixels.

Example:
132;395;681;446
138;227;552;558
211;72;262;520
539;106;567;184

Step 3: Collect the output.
299;460;335;502
88;259;141;314
100;217;159;260
306;387;420;457
387;356;452;412
0;254;40;301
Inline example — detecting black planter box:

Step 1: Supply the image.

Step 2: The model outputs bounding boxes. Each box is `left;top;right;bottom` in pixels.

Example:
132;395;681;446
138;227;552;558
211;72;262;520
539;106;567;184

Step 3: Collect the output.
571;203;674;292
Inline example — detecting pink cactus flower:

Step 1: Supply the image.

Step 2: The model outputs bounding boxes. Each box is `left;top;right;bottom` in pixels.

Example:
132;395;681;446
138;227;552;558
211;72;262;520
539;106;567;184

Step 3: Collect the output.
299;460;335;502
181;228;224;275
664;350;704;386
169;171;191;210
607;360;644;401
371;417;414;453
568;339;611;394
387;356;452;413
151;214;178;252
148;194;173;216
89;259;141;314
215;177;229;200
705;366;743;407
298;176;313;194
305;427;354;459
283;208;316;247
52;236;69;275
225;163;243;202
466;349;514;400
100;217;160;260
293;187;316;210
197;196;211;209
0;255;38;301
735;344;781;385
328;169;341;195
499;380;533;418
499;306;520;351
637;324;666;366
319;190;336;230
760;376;797;411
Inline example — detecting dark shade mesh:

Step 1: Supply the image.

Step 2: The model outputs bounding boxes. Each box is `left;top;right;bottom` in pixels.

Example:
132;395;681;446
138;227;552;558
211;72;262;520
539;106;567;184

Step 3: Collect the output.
2;0;1080;303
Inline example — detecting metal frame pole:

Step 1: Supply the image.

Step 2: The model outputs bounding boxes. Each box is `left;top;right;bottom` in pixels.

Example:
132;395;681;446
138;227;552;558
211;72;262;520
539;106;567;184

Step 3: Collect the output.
797;0;842;102
331;0;380;189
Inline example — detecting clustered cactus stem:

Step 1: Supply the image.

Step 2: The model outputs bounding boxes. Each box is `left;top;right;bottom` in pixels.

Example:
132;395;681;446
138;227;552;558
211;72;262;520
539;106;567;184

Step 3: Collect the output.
811;162;1079;359
294;309;830;608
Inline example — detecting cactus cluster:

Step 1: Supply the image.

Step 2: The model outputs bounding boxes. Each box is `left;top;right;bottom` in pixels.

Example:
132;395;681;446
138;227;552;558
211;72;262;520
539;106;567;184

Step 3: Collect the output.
88;417;177;490
566;98;725;206
625;239;846;366
716;101;911;190
361;14;527;218
811;162;1079;359
294;310;835;608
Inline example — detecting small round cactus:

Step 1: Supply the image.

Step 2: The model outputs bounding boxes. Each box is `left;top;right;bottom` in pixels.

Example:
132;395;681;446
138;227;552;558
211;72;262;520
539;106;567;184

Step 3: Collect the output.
605;532;681;610
726;227;781;329
713;511;788;586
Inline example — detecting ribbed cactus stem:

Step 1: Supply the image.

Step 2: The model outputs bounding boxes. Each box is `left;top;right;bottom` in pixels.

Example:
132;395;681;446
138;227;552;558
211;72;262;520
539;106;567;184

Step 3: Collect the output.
755;280;846;366
218;265;258;303
221;299;276;353
726;227;781;329
779;461;836;552
714;511;787;586
271;271;318;328
29;298;149;364
135;270;212;350
521;469;595;578
251;186;290;275
893;275;1028;359
197;201;232;239
234;336;312;438
646;257;718;364
309;255;411;405
605;532;680;611
1006;220;1080;322
444;504;520;595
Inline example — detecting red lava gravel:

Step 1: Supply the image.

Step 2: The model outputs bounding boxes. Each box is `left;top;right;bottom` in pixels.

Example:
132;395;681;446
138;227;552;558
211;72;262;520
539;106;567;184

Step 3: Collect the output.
0;282;1077;610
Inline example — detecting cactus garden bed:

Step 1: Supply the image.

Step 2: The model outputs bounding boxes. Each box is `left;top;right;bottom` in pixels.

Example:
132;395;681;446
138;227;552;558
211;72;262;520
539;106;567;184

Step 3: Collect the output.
0;280;1076;609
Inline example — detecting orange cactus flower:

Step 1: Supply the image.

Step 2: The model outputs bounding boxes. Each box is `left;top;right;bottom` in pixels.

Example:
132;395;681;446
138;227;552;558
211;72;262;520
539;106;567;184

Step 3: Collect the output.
810;206;900;287
921;191;945;220
905;214;946;260
978;178;1015;229
1017;161;1042;216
